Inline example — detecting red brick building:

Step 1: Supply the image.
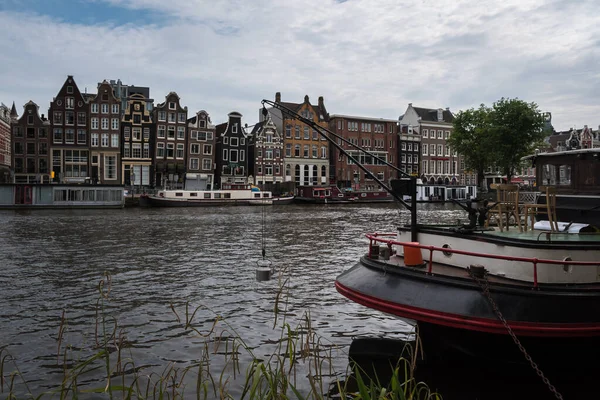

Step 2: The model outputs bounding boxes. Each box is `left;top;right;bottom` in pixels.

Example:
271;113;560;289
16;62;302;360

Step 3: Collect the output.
328;114;398;190
0;103;12;182
186;110;216;190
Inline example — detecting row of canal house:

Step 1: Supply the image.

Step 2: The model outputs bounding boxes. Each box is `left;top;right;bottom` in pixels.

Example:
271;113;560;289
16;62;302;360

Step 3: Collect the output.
6;75;484;193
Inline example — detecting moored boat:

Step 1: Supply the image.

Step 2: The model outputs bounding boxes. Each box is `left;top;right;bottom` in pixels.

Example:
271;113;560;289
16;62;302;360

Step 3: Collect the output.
139;183;273;207
0;183;125;209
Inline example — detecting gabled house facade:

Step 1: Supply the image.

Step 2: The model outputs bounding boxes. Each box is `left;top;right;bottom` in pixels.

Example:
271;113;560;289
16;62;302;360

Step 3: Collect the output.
186;110;216;190
48;75;90;183
328;114;398;190
399;103;475;186
215;112;249;187
250;114;284;188
11;101;51;183
0;103;12;182
268;93;329;186
89;80;121;184
121;93;155;189
153;92;188;188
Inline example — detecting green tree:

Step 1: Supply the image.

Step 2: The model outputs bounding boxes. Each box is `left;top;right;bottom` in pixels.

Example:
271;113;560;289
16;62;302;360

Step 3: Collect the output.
488;98;547;181
448;104;493;190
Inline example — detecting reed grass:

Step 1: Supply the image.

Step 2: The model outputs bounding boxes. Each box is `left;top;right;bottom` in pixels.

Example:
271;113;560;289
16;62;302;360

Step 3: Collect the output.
0;271;442;399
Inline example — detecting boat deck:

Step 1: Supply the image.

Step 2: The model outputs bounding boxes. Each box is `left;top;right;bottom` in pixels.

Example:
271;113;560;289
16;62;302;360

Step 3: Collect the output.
482;228;600;242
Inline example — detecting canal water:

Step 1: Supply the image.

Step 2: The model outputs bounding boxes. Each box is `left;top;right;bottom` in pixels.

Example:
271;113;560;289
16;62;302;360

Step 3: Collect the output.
0;203;592;399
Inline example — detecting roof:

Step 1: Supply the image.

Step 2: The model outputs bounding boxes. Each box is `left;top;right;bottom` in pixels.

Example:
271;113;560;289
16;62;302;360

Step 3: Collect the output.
412;106;454;123
330;114;397;123
276;94;329;122
249;121;264;137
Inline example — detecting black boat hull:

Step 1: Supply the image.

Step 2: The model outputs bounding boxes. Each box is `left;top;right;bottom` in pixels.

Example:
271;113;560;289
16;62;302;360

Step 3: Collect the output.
335;256;600;338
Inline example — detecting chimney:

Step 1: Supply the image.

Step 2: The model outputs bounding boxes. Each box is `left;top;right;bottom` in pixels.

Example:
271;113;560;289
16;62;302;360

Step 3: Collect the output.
408;103;412;107
304;95;309;103
446;107;450;111
318;96;324;108
275;92;281;102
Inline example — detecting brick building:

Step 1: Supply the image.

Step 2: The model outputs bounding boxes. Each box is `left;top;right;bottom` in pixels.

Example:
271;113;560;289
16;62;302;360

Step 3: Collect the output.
328;114;398;190
89;80;122;184
48;76;90;183
121;93;155;189
153;92;188;188
215;112;250;186
11;101;51;183
250;113;284;188
0;103;12;182
186;110;216;190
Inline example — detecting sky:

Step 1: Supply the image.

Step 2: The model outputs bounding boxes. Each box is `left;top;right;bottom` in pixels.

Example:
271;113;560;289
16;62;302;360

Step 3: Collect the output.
0;0;598;131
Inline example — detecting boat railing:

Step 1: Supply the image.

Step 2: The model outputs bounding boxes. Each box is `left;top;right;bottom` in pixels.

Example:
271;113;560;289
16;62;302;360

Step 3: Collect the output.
365;233;600;288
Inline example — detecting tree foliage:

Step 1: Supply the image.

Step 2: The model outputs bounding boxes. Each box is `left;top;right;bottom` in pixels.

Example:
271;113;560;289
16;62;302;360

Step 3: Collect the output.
450;98;547;187
447;104;493;189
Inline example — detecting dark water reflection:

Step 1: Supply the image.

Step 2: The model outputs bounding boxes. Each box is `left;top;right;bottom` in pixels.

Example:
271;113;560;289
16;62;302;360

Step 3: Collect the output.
1;202;560;398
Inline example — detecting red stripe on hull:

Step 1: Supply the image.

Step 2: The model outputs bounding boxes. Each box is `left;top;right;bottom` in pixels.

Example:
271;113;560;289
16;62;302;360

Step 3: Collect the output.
335;281;600;338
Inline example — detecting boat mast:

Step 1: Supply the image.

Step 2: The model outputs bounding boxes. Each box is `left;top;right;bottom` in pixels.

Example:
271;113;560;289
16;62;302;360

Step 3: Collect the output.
262;100;418;241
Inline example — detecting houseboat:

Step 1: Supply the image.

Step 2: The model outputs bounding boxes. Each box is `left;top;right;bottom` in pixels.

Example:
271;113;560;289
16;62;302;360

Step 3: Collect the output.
413;180;477;203
527;148;600;226
139;183;273;207
0;184;125;209
295;185;393;204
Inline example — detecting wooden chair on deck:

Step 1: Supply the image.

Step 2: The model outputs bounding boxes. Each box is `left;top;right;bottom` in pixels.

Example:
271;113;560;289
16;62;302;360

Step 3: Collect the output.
521;186;558;232
485;184;522;232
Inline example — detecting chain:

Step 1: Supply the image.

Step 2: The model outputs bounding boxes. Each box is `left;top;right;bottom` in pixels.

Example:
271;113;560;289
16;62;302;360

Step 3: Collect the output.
468;268;564;400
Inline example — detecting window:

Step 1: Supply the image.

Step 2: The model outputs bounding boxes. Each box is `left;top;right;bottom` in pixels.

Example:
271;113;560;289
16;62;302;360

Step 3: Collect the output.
39;143;48;155
143;128;149;140
91;133;99;147
132;143;141;158
202;159;212;170
285;125;291;138
178;113;186;122
101;118;109;130
437;130;443;139
230;149;238;162
312;145;317;158
158;111;166;121
240;150;245;161
177;126;185;139
111;104;119;114
294;145;300;157
430;145;436;156
189;158;199;170
39;127;47;138
199;120;206;128
222;148;228;161
111;118;119;130
438;144;443;155
176;144;184;159
156;143;165;158
91;103;98;113
168;113;176;123
14;142;24;154
445;131;450;139
422;129;428;138
223;137;228;145
77;129;86;144
401;142;406;150
203;144;212;155
54;112;63;124
321;146;326;159
26;127;35;138
101;104;109;114
422;144;428;155
111;134;119;147
133;114;141;124
303;145;309;158
101;133;109;147
143;143;149;158
124;127;130;140
191;144;200;154
91;118;98;129
166;143;174;158
295;126;300;139
304;126;309;139
158;125;166;138
53;128;63;143
65;97;74;109
26;142;35;155
133;127;141;140
422;161;427;174
77;112;86;125
168;126;175;139
105;155;116;179
124;143;130;158
230;137;238;147
169;102;176;110
286;144;291;157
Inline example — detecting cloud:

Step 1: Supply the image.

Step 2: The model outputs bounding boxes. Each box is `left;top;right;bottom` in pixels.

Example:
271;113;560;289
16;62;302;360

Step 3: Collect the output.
0;0;598;131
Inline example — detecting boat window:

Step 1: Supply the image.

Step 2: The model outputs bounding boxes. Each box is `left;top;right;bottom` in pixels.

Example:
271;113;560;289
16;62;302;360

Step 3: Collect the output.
204;193;211;199
214;193;221;199
263;193;270;198
190;192;198;197
254;193;261;198
175;192;183;197
224;193;231;198
54;189;67;202
557;165;571;186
